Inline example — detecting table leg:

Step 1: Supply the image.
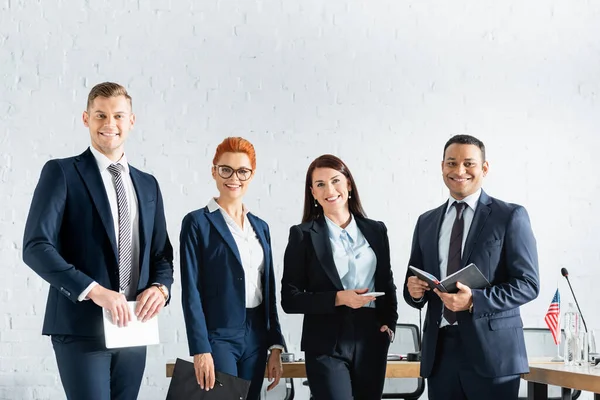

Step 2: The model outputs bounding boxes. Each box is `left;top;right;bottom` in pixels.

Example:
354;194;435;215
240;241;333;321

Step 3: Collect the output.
527;381;548;400
561;387;571;400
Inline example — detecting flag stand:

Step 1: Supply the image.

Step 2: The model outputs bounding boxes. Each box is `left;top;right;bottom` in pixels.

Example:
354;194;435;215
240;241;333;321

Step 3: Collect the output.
551;312;563;362
551;342;563;362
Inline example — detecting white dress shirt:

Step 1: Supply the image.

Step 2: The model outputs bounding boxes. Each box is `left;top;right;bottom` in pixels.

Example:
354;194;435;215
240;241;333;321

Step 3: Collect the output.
78;146;140;301
207;198;265;308
438;188;481;326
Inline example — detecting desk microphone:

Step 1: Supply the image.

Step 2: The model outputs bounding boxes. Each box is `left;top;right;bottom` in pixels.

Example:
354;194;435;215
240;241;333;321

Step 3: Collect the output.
561;267;588;333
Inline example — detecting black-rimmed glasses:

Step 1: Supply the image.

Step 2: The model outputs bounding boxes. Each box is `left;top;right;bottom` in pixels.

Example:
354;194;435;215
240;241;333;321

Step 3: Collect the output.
213;165;253;181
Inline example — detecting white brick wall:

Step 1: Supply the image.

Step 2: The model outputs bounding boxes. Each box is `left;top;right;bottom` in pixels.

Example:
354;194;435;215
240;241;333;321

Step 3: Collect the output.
1;1;599;399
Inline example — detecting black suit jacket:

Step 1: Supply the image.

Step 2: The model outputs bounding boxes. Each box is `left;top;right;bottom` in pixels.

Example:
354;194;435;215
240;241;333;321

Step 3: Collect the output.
22;148;174;337
281;216;398;355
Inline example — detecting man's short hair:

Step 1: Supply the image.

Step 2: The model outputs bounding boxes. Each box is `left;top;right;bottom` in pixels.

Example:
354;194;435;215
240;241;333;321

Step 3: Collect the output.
443;134;486;161
87;82;132;110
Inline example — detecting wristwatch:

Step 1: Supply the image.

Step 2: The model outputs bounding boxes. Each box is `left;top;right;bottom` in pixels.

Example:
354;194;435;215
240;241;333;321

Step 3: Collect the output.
468;302;474;314
152;283;169;302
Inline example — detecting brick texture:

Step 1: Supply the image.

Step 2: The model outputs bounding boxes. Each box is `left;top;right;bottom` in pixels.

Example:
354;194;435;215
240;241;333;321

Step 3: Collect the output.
1;1;599;399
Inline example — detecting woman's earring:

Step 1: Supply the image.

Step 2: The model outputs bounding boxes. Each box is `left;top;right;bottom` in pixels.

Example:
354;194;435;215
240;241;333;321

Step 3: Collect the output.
348;192;352;199
314;199;318;207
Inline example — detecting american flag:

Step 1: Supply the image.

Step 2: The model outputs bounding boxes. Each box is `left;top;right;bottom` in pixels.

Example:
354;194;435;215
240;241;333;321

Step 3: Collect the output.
544;289;561;345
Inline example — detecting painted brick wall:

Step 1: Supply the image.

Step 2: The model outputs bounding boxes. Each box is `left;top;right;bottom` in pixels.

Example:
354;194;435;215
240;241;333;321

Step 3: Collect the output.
1;1;599;399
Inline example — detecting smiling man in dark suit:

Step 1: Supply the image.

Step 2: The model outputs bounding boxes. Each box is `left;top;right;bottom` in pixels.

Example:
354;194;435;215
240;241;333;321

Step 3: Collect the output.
23;82;174;400
404;134;540;400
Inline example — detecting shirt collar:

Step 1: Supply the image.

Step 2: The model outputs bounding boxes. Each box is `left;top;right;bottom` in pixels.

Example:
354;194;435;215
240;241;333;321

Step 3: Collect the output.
89;146;129;174
446;188;481;214
324;214;358;242
207;197;249;215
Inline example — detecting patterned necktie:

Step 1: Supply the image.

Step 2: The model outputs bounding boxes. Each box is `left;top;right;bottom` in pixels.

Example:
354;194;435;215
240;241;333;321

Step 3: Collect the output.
339;231;357;289
443;201;467;324
107;163;132;292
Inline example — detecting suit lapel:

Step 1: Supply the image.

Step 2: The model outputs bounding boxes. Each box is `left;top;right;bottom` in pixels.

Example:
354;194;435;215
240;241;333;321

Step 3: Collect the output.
74;148;118;260
206;210;243;267
310;217;344;290
129;166;150;275
462;190;492;266
355;217;383;269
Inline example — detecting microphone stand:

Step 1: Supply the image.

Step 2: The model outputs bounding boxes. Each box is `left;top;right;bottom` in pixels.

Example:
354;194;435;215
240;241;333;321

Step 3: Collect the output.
562;270;599;364
563;274;588;333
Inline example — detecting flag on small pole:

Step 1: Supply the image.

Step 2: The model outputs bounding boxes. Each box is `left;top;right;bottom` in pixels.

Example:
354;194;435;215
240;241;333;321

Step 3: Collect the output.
545;288;563;361
545;289;561;345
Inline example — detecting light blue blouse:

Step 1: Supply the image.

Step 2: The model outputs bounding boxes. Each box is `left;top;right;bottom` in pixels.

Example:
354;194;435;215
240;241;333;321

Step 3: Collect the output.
325;215;377;308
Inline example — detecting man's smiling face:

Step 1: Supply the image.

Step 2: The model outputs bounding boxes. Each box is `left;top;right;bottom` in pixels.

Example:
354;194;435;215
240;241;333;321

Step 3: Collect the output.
83;95;135;161
442;143;489;200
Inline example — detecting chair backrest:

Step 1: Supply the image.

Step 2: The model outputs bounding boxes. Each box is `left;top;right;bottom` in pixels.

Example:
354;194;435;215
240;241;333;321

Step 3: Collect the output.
518;328;580;400
382;323;425;399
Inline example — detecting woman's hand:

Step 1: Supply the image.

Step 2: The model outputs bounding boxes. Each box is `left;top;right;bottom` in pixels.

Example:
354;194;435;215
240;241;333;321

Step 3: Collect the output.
266;349;283;391
335;288;376;309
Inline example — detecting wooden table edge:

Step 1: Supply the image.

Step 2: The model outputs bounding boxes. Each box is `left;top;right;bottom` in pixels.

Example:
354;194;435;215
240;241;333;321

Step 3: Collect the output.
165;360;422;379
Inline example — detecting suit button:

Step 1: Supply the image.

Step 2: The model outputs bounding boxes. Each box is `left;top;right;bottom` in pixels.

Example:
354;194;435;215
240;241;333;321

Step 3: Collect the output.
238;277;242;281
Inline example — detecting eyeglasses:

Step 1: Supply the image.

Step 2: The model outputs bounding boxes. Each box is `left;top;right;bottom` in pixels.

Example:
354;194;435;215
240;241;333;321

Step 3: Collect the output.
213;165;253;181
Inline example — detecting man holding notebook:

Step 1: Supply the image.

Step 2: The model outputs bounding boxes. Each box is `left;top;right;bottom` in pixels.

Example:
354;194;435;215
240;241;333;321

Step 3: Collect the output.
23;82;174;400
403;134;539;400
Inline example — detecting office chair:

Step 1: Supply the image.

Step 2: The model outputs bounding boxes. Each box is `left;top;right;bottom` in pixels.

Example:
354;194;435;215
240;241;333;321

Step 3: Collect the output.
517;328;580;400
381;323;425;399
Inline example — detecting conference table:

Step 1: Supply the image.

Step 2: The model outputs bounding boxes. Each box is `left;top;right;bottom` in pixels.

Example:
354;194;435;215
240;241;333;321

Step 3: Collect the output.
524;361;600;400
166;359;600;399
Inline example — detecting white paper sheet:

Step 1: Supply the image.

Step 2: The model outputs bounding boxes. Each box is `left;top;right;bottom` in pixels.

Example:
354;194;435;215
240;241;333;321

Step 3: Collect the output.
103;301;160;349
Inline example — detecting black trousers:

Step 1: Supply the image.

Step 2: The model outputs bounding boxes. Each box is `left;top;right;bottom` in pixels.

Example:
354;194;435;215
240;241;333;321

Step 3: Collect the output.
52;335;146;400
305;308;391;400
428;325;520;400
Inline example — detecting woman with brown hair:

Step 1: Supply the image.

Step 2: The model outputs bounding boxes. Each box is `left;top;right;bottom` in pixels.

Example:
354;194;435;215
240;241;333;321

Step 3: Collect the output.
281;154;398;399
180;137;284;399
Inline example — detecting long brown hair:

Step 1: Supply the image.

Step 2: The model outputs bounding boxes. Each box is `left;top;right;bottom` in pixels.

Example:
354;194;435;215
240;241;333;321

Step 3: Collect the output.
301;154;367;223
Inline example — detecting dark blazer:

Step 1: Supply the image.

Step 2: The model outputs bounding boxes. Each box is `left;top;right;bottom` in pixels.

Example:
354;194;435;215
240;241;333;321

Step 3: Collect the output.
180;207;284;356
281;216;398;355
22;148;174;337
403;190;540;378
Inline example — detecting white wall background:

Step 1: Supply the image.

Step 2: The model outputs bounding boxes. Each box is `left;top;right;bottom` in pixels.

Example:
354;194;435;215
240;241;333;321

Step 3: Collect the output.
1;1;599;399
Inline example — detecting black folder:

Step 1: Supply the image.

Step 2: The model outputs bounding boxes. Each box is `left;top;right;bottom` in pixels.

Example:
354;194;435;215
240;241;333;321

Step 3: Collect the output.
166;358;251;400
409;263;490;293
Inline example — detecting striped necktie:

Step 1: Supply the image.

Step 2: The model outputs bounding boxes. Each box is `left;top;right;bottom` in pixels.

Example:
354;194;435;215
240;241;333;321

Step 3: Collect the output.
107;163;132;292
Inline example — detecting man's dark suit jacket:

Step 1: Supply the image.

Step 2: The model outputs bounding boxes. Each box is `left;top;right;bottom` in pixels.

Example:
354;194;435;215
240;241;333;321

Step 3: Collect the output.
179;207;284;356
403;190;539;378
22;148;174;337
281;216;398;355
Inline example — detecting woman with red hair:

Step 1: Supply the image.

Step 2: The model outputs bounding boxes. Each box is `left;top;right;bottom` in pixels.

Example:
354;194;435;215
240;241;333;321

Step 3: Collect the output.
281;154;398;399
180;137;284;399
